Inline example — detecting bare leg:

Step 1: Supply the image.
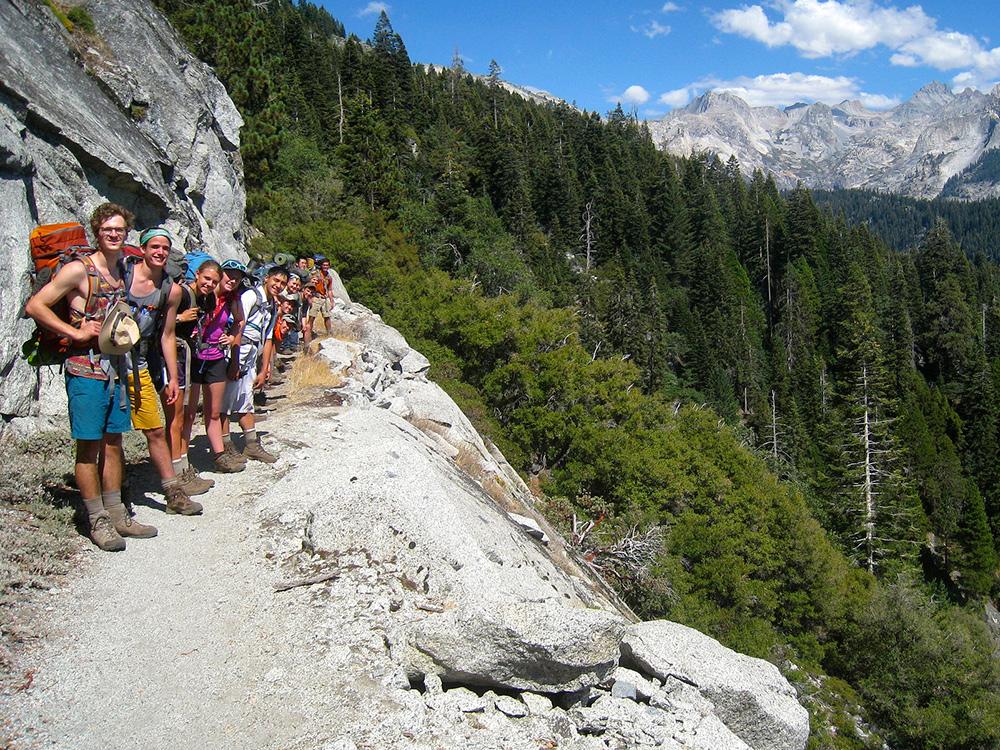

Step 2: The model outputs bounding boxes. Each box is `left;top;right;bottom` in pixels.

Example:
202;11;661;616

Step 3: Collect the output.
204;380;226;454
162;390;186;461
303;316;313;348
75;439;102;499
143;427;175;481
100;433;124;493
183;383;201;458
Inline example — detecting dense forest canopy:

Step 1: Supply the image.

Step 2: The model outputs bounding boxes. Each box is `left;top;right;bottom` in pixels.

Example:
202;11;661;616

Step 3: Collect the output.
154;2;1000;747
813;187;1000;261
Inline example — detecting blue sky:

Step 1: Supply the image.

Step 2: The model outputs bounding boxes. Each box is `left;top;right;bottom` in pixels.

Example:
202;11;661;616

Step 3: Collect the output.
327;1;1000;118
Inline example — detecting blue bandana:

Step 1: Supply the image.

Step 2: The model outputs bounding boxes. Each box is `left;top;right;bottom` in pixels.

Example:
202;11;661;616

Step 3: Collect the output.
139;228;173;246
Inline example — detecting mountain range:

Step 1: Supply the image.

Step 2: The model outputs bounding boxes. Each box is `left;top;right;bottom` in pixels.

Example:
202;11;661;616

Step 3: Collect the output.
646;81;1000;200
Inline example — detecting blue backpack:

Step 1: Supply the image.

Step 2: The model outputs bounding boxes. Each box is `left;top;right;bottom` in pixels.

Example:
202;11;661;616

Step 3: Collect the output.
182;250;215;281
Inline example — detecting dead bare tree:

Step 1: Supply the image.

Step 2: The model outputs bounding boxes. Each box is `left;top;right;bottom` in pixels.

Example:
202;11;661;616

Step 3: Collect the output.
581;201;595;271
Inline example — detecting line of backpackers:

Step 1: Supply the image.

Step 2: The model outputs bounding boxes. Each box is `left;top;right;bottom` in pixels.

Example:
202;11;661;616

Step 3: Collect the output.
23;202;346;552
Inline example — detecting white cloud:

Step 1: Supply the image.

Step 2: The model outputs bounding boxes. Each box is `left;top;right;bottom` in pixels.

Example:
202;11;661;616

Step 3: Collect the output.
712;0;933;58
660;73;900;110
610;85;652;106
358;2;389;17
659;87;694;107
661;2;681;11
631;20;671;38
712;0;1000;95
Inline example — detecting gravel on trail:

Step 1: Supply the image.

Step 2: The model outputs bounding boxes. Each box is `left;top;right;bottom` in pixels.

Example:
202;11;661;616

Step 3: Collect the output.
0;387;358;750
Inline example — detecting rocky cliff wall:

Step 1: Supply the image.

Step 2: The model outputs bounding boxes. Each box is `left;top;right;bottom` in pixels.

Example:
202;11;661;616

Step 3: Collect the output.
0;0;246;431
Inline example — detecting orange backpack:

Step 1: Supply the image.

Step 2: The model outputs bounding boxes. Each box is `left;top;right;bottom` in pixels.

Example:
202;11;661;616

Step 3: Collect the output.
21;222;97;366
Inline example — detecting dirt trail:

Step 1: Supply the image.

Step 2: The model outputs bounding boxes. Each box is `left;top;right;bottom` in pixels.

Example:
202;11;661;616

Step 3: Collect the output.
1;387;354;750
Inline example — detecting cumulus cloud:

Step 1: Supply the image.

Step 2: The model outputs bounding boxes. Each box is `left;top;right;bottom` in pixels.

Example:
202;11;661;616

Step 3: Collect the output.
660;87;694;107
610;85;652;106
712;0;1000;94
659;72;900;110
358;1;389;16
661;2;681;11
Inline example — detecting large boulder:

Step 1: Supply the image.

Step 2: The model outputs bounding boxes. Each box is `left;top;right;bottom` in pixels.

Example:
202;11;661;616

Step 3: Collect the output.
622;621;809;750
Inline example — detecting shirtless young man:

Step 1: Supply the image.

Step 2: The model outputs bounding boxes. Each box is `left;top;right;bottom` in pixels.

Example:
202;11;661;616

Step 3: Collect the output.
124;229;202;515
25;204;147;551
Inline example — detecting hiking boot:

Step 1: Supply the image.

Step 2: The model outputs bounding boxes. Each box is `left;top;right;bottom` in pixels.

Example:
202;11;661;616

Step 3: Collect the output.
224;443;248;464
165;485;203;516
179;466;215;495
89;512;126;552
106;503;158;539
243;440;277;463
213;451;246;473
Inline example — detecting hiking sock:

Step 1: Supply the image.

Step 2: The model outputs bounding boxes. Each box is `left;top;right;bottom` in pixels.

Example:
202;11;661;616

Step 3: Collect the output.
101;490;123;510
83;497;104;518
171;458;182;475
222;433;234;449
180;454;190;472
162;475;181;492
244;429;258;445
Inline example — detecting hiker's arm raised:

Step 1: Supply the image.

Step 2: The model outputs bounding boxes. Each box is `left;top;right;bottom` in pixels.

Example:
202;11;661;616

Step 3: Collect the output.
25;261;99;343
159;284;182;405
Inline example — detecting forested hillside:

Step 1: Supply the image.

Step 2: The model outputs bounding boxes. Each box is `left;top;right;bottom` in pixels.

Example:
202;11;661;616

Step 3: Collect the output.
154;2;1000;747
813;187;1000;260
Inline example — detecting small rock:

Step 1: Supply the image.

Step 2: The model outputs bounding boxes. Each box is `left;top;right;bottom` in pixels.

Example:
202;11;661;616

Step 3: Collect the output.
520;691;553;715
610;667;659;703
494;695;528;718
507;512;550;544
443;687;486;713
263;668;286;684
423;672;444;696
380;668;411;691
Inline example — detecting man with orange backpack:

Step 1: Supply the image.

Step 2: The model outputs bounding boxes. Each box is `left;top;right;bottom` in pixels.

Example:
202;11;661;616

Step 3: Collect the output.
25;203;154;551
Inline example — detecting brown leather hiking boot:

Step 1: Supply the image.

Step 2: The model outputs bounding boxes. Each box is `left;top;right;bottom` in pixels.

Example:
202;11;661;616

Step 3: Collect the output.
88;511;126;551
165;485;203;515
213;450;246;473
243;440;277;463
224;443;248;464
106;503;158;539
179;466;215;495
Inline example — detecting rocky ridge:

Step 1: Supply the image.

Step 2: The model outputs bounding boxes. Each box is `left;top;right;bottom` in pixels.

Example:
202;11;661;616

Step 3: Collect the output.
0;0;247;431
648;82;1000;200
2;302;809;750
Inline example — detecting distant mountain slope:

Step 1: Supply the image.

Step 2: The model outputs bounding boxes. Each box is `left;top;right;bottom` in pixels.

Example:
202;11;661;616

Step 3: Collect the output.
648;82;1000;200
812;188;1000;260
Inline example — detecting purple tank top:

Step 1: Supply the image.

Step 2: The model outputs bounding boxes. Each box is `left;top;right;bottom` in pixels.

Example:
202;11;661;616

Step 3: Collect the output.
197;296;232;361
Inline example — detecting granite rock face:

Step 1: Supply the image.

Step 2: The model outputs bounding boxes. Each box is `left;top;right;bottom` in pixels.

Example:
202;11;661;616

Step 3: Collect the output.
244;301;811;749
0;0;246;430
622;621;811;750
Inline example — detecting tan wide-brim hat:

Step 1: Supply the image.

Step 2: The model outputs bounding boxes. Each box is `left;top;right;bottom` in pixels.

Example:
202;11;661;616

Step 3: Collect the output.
98;301;141;355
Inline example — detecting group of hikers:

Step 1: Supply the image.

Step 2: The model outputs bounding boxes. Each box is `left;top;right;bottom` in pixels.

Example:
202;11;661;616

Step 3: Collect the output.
25;202;348;552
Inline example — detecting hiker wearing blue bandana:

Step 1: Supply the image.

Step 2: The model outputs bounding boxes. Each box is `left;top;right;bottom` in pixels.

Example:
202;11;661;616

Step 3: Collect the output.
125;228;202;515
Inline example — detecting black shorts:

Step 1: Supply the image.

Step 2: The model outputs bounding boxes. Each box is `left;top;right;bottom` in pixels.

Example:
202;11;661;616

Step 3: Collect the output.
191;356;229;385
150;341;192;392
